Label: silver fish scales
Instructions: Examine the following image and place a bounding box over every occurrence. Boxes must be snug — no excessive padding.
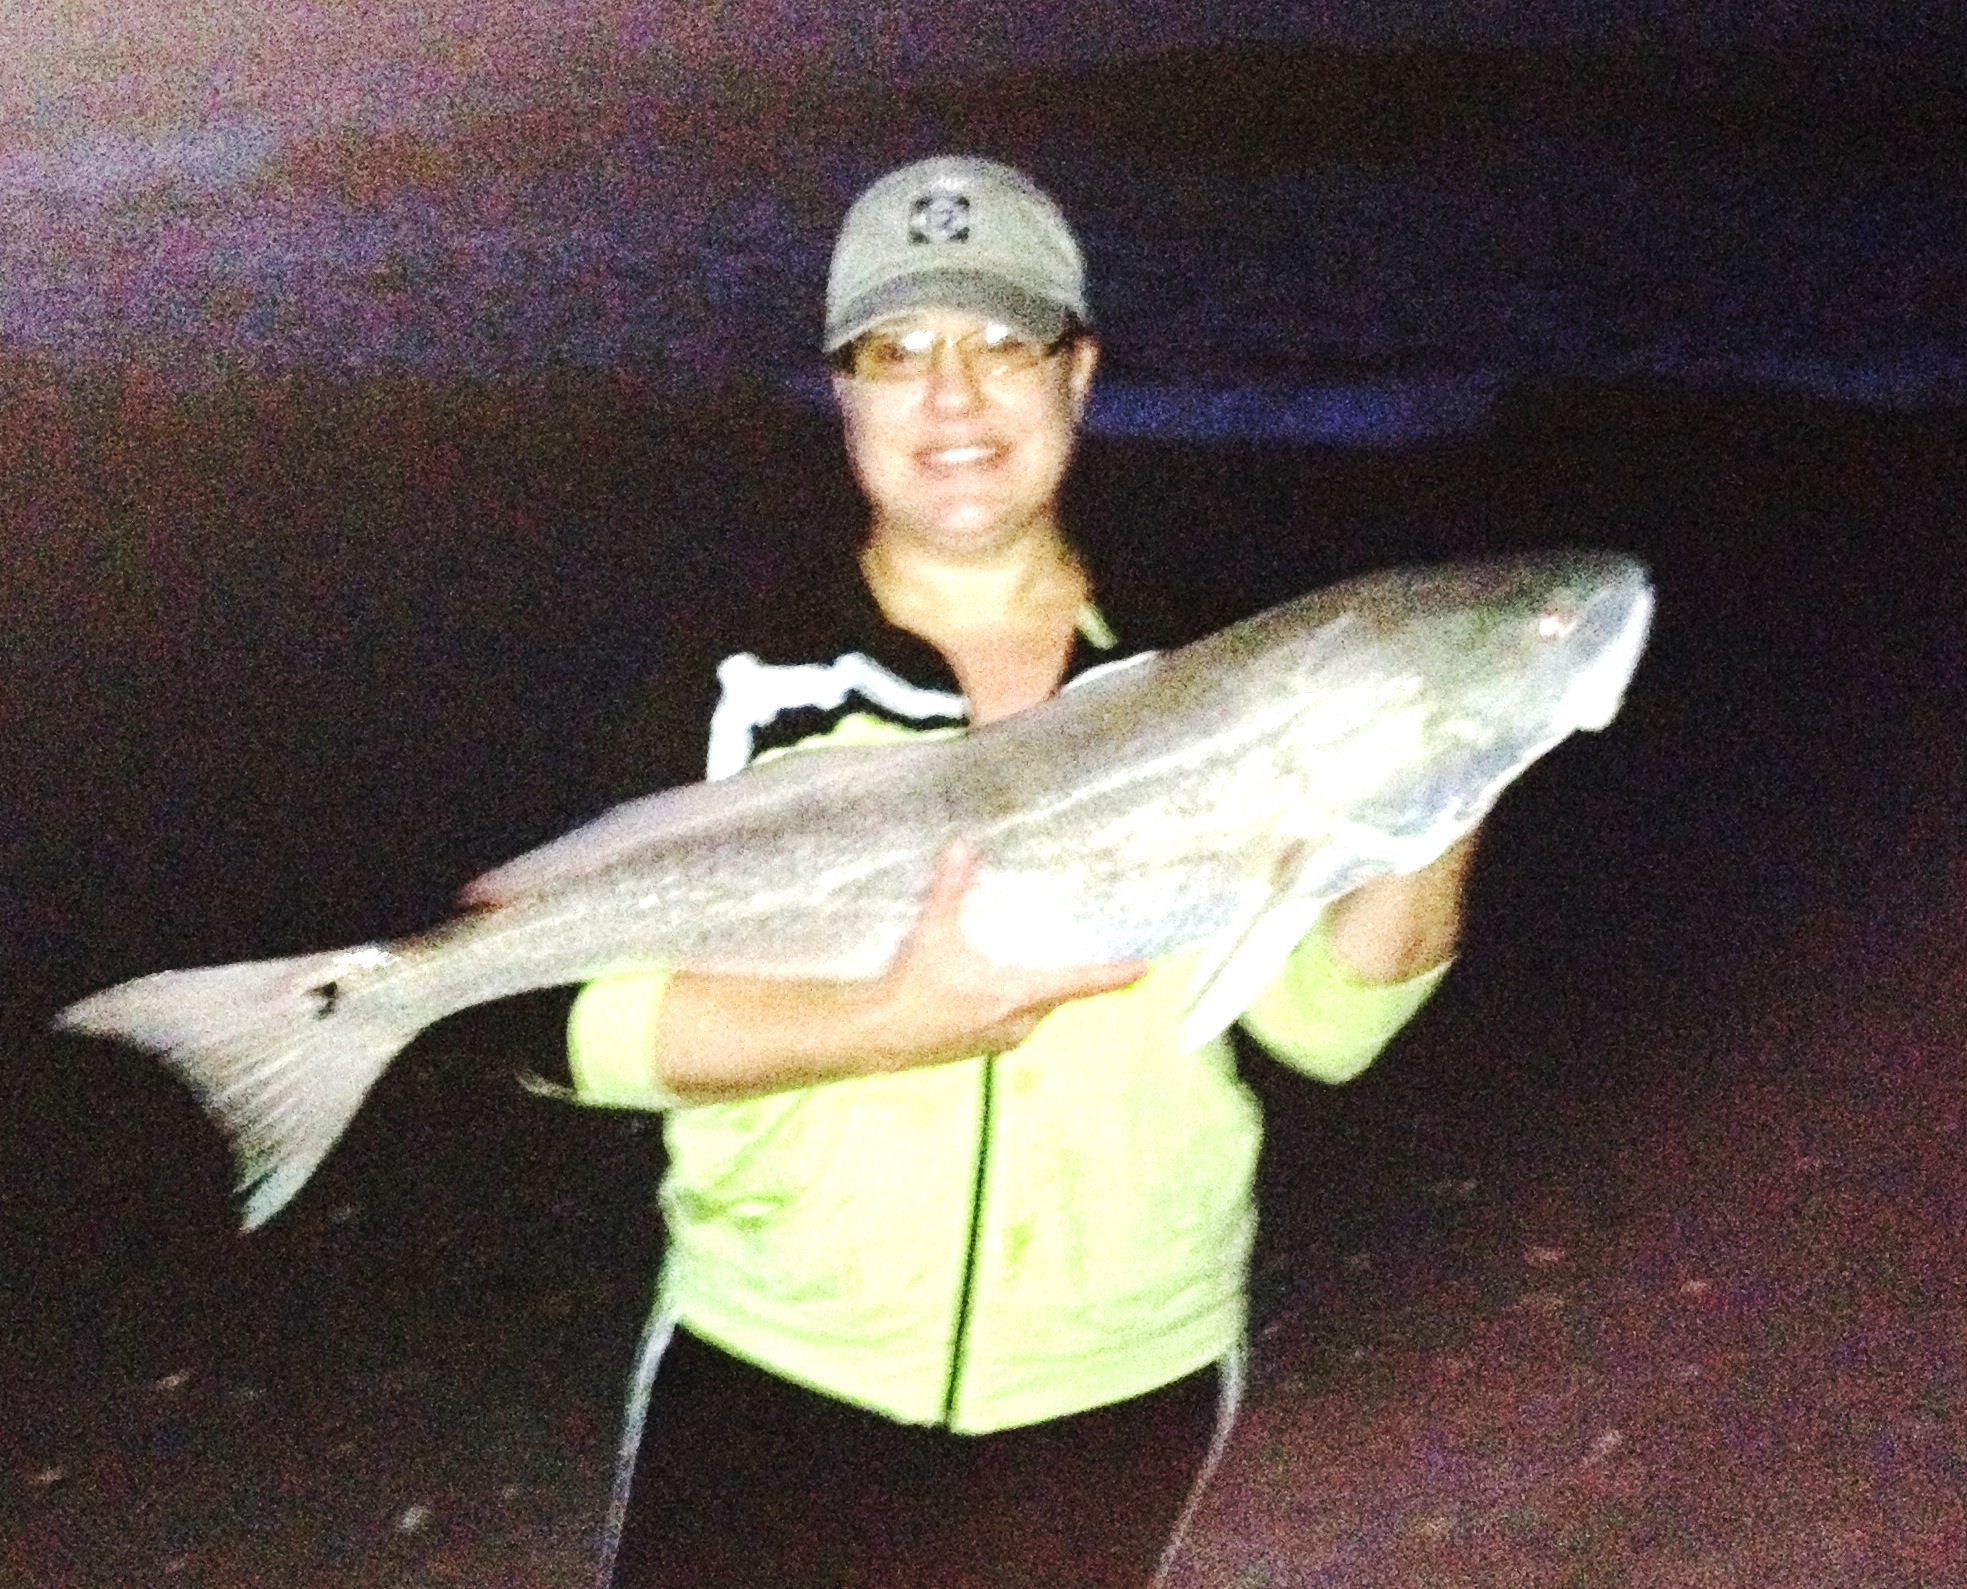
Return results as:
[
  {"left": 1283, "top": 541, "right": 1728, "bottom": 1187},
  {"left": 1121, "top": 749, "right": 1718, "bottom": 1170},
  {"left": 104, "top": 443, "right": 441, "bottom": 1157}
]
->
[{"left": 57, "top": 552, "right": 1654, "bottom": 1229}]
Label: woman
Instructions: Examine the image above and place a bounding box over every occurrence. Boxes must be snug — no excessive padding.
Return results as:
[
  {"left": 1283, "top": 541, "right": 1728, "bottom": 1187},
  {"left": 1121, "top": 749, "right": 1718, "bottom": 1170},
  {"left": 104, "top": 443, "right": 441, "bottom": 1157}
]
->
[{"left": 571, "top": 156, "right": 1474, "bottom": 1588}]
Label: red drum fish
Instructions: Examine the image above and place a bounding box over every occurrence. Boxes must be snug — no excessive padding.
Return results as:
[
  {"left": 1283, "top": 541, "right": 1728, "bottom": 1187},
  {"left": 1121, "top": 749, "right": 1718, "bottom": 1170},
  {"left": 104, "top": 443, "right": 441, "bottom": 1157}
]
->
[{"left": 58, "top": 552, "right": 1654, "bottom": 1229}]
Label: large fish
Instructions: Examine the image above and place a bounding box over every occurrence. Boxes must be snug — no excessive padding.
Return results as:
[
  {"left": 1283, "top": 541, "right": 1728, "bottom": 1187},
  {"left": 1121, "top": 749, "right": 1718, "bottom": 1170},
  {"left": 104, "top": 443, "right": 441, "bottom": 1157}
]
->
[{"left": 58, "top": 552, "right": 1653, "bottom": 1229}]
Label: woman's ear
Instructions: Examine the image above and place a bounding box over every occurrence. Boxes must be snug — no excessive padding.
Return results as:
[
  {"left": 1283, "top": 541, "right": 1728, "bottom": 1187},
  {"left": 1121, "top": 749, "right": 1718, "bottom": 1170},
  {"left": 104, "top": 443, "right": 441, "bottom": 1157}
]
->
[{"left": 1067, "top": 336, "right": 1099, "bottom": 418}]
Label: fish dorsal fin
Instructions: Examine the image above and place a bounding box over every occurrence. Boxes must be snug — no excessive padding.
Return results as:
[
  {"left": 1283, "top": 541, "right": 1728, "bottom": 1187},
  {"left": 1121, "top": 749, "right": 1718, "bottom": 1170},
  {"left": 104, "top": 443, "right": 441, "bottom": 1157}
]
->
[
  {"left": 1177, "top": 839, "right": 1334, "bottom": 1052},
  {"left": 461, "top": 739, "right": 954, "bottom": 908}
]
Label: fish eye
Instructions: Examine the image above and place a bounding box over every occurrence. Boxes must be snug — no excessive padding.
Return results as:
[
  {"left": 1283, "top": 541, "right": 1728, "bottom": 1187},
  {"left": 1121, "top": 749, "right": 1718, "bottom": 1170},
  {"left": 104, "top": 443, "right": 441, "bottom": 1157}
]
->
[{"left": 1537, "top": 607, "right": 1578, "bottom": 640}]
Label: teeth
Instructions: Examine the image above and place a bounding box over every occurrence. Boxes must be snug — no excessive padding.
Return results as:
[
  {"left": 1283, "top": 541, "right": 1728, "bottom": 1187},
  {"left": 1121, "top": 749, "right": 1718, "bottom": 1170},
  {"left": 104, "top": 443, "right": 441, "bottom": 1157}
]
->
[{"left": 929, "top": 446, "right": 994, "bottom": 465}]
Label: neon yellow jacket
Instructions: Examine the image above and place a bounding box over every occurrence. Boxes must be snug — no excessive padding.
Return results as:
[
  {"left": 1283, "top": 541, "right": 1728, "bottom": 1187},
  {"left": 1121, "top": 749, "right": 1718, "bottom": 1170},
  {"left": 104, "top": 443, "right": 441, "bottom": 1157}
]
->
[{"left": 569, "top": 857, "right": 1442, "bottom": 1438}]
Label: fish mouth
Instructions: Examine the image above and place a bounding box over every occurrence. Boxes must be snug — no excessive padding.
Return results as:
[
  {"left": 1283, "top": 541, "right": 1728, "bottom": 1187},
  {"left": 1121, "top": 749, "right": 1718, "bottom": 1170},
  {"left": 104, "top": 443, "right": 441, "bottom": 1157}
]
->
[{"left": 1556, "top": 574, "right": 1655, "bottom": 732}]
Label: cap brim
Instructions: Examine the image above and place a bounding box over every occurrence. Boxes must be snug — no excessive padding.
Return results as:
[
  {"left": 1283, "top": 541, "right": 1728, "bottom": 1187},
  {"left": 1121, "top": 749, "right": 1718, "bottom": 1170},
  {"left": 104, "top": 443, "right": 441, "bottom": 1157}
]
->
[{"left": 824, "top": 268, "right": 1079, "bottom": 352}]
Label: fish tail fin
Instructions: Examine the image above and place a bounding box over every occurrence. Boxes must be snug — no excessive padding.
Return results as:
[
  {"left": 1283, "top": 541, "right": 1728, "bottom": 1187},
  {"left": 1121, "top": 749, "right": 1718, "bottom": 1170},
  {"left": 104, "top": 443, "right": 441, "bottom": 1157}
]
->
[{"left": 55, "top": 947, "right": 421, "bottom": 1230}]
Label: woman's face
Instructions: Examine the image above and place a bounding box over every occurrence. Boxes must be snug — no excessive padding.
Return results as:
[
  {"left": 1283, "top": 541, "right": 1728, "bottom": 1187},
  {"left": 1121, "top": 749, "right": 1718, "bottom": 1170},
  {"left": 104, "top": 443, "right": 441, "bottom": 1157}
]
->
[{"left": 833, "top": 308, "right": 1097, "bottom": 560}]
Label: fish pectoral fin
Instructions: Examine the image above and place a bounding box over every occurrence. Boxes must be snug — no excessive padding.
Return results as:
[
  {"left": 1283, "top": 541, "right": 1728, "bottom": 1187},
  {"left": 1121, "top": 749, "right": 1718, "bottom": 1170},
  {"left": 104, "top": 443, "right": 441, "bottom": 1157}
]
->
[
  {"left": 1178, "top": 894, "right": 1332, "bottom": 1053},
  {"left": 1177, "top": 837, "right": 1335, "bottom": 1053},
  {"left": 515, "top": 1069, "right": 584, "bottom": 1105}
]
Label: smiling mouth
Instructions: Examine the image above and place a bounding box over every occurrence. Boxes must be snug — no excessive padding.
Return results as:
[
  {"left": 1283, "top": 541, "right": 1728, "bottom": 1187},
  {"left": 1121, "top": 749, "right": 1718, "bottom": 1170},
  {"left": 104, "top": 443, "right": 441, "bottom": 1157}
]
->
[{"left": 920, "top": 444, "right": 1003, "bottom": 469}]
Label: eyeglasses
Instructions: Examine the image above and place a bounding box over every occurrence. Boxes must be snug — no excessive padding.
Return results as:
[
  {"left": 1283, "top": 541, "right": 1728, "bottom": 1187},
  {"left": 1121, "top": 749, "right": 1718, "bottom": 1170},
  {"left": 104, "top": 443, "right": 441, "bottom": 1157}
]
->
[{"left": 843, "top": 321, "right": 1069, "bottom": 385}]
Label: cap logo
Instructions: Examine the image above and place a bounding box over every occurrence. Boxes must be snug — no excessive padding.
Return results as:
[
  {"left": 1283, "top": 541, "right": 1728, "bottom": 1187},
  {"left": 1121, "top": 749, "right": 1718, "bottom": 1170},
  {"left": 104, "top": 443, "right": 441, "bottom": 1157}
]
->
[{"left": 908, "top": 191, "right": 970, "bottom": 244}]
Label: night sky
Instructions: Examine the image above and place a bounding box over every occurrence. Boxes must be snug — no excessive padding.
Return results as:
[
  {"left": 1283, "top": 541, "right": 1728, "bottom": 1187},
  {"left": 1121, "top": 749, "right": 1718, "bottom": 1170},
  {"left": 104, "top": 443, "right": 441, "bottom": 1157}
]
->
[
  {"left": 7, "top": 2, "right": 1963, "bottom": 401},
  {"left": 5, "top": 3, "right": 1959, "bottom": 267}
]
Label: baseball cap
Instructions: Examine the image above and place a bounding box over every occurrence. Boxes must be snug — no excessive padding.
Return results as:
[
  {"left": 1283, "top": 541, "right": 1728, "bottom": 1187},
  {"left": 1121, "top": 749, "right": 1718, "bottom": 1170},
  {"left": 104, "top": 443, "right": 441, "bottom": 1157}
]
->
[{"left": 823, "top": 157, "right": 1089, "bottom": 353}]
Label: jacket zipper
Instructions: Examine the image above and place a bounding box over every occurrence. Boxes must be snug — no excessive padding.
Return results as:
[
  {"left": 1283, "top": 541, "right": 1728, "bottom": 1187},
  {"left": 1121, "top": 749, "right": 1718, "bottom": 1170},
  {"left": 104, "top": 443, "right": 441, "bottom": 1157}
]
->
[{"left": 940, "top": 1053, "right": 997, "bottom": 1426}]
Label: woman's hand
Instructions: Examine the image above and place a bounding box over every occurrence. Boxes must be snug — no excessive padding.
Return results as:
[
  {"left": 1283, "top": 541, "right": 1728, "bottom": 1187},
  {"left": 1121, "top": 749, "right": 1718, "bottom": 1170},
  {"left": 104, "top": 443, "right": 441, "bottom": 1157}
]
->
[
  {"left": 855, "top": 840, "right": 1148, "bottom": 1066},
  {"left": 650, "top": 840, "right": 1146, "bottom": 1103}
]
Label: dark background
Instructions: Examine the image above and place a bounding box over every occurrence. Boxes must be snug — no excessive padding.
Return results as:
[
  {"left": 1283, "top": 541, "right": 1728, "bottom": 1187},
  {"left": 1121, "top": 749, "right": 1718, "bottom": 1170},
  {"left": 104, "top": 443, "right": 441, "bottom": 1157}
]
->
[{"left": 3, "top": 19, "right": 1964, "bottom": 1588}]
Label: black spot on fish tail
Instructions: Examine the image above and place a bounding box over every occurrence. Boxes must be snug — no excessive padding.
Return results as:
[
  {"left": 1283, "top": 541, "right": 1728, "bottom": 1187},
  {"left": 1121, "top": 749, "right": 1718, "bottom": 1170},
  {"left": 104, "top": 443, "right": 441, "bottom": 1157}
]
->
[
  {"left": 1269, "top": 838, "right": 1309, "bottom": 888},
  {"left": 310, "top": 982, "right": 340, "bottom": 1018}
]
